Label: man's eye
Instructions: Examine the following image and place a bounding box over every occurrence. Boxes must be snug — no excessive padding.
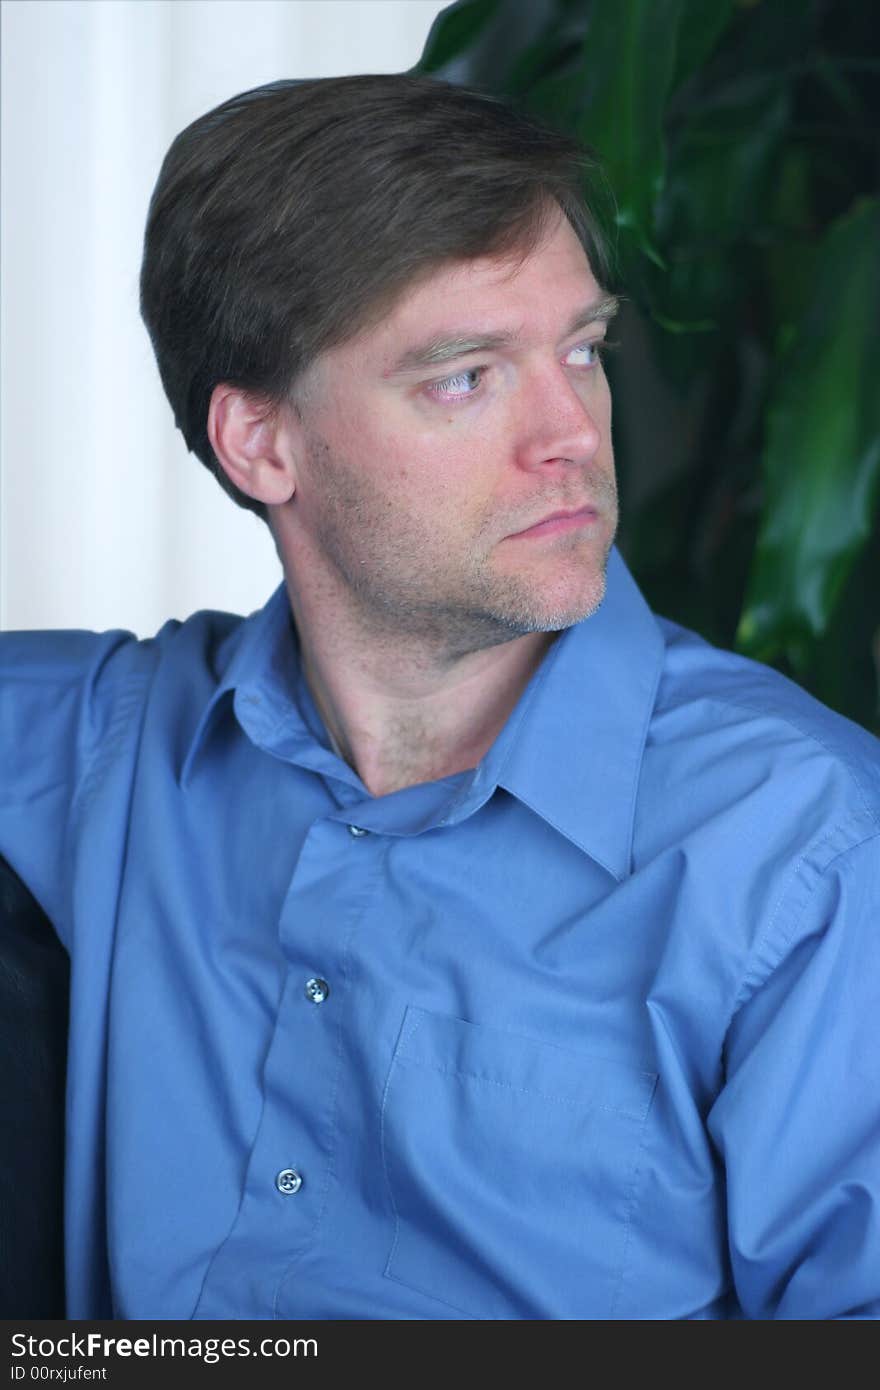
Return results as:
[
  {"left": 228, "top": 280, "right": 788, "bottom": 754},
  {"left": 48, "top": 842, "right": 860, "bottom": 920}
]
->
[
  {"left": 426, "top": 367, "right": 484, "bottom": 402},
  {"left": 565, "top": 342, "right": 602, "bottom": 367}
]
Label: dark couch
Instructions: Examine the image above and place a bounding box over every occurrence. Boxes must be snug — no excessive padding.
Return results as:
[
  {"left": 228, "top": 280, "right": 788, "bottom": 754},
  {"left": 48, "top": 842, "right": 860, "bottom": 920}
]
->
[{"left": 0, "top": 855, "right": 68, "bottom": 1317}]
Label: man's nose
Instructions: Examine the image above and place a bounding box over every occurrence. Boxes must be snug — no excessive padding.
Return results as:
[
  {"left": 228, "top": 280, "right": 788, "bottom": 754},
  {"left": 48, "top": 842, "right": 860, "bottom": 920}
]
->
[{"left": 514, "top": 366, "right": 603, "bottom": 472}]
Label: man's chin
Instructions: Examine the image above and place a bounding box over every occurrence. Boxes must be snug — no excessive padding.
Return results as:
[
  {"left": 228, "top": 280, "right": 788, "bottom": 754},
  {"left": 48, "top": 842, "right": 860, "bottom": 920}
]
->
[{"left": 487, "top": 565, "right": 611, "bottom": 637}]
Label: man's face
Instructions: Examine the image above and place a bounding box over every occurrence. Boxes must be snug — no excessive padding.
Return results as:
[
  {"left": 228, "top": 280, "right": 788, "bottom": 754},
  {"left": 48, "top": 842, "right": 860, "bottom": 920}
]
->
[{"left": 283, "top": 213, "right": 619, "bottom": 654}]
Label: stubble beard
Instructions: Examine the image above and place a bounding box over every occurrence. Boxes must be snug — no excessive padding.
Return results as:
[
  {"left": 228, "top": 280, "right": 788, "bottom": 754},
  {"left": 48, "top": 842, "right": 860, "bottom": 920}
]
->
[{"left": 301, "top": 432, "right": 619, "bottom": 659}]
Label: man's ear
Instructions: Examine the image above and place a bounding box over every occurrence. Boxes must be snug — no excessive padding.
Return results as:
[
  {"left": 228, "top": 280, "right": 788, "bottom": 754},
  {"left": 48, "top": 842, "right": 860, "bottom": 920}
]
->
[{"left": 207, "top": 385, "right": 301, "bottom": 506}]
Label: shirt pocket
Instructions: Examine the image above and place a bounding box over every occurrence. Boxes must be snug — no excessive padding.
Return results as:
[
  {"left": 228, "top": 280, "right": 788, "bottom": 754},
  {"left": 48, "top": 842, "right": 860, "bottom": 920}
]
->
[{"left": 381, "top": 1006, "right": 657, "bottom": 1319}]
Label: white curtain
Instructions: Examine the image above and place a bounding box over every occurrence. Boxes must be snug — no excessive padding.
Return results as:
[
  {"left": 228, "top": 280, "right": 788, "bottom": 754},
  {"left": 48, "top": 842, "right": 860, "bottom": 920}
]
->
[{"left": 0, "top": 0, "right": 448, "bottom": 634}]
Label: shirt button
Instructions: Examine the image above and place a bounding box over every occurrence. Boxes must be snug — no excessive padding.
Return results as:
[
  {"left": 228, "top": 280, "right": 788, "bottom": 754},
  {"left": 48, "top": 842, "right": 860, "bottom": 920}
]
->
[
  {"left": 304, "top": 977, "right": 329, "bottom": 1004},
  {"left": 275, "top": 1168, "right": 303, "bottom": 1196},
  {"left": 348, "top": 824, "right": 368, "bottom": 837}
]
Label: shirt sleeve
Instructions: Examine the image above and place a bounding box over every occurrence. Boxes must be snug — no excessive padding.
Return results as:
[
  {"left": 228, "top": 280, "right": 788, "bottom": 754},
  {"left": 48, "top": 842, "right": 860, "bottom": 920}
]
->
[
  {"left": 708, "top": 824, "right": 880, "bottom": 1319},
  {"left": 0, "top": 629, "right": 143, "bottom": 941}
]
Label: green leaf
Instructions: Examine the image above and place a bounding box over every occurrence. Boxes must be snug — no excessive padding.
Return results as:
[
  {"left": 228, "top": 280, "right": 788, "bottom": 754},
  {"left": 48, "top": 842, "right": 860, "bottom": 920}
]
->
[
  {"left": 523, "top": 69, "right": 589, "bottom": 132},
  {"left": 574, "top": 0, "right": 685, "bottom": 264},
  {"left": 659, "top": 77, "right": 791, "bottom": 247},
  {"left": 737, "top": 198, "right": 880, "bottom": 669},
  {"left": 671, "top": 0, "right": 734, "bottom": 92},
  {"left": 413, "top": 0, "right": 502, "bottom": 74},
  {"left": 413, "top": 0, "right": 559, "bottom": 90},
  {"left": 799, "top": 520, "right": 880, "bottom": 734},
  {"left": 648, "top": 75, "right": 791, "bottom": 334},
  {"left": 505, "top": 8, "right": 590, "bottom": 99}
]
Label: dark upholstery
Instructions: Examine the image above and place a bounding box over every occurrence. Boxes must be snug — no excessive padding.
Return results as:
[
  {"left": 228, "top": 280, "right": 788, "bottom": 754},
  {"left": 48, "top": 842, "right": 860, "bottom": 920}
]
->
[{"left": 0, "top": 856, "right": 68, "bottom": 1317}]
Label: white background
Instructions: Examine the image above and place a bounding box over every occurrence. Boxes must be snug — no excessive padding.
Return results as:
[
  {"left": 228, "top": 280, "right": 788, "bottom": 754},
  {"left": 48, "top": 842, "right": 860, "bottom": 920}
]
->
[{"left": 0, "top": 0, "right": 448, "bottom": 634}]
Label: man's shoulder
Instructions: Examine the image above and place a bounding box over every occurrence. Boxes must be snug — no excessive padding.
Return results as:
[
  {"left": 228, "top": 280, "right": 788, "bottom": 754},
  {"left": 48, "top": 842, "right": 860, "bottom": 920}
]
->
[
  {"left": 0, "top": 606, "right": 249, "bottom": 693},
  {"left": 650, "top": 614, "right": 880, "bottom": 832},
  {"left": 0, "top": 606, "right": 256, "bottom": 773},
  {"left": 0, "top": 605, "right": 261, "bottom": 933}
]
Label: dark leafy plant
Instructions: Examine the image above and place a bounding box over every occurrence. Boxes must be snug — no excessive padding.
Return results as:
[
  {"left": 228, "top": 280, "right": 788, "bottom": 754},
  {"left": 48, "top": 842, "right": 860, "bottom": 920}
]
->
[{"left": 415, "top": 0, "right": 880, "bottom": 733}]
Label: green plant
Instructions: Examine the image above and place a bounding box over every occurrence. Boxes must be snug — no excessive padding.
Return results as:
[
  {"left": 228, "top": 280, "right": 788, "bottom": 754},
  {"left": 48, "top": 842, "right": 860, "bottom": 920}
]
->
[{"left": 415, "top": 0, "right": 880, "bottom": 732}]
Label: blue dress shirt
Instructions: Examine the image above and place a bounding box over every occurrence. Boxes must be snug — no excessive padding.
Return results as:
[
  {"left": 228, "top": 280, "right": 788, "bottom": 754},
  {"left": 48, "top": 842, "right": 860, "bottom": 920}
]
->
[{"left": 1, "top": 547, "right": 878, "bottom": 1320}]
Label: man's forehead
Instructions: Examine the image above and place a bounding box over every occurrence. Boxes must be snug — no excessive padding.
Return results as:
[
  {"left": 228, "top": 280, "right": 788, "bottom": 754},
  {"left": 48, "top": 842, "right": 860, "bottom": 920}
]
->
[
  {"left": 306, "top": 218, "right": 611, "bottom": 389},
  {"left": 390, "top": 225, "right": 596, "bottom": 321}
]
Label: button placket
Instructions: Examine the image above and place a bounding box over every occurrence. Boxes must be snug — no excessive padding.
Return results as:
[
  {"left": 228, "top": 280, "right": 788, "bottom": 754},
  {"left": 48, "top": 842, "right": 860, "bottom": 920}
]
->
[{"left": 197, "top": 815, "right": 389, "bottom": 1316}]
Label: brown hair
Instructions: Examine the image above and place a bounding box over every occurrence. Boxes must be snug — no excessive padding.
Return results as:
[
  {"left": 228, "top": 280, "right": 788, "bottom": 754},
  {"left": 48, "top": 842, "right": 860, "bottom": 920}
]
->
[{"left": 140, "top": 74, "right": 610, "bottom": 518}]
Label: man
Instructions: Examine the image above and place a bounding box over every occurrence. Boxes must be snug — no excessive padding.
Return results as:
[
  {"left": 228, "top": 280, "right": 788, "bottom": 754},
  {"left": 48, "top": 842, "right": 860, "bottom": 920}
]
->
[{"left": 1, "top": 74, "right": 878, "bottom": 1320}]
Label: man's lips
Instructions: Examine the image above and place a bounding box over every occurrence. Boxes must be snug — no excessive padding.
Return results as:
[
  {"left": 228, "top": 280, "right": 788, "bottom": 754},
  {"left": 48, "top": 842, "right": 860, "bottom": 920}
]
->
[{"left": 505, "top": 505, "right": 600, "bottom": 540}]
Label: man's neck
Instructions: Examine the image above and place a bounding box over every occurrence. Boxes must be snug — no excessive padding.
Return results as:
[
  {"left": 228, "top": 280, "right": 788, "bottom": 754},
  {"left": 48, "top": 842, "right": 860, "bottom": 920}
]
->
[{"left": 285, "top": 580, "right": 555, "bottom": 798}]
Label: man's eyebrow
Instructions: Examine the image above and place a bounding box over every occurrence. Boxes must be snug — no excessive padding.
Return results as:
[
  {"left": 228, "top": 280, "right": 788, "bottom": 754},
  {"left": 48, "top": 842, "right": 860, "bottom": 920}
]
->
[
  {"left": 386, "top": 295, "right": 620, "bottom": 375},
  {"left": 561, "top": 295, "right": 620, "bottom": 338}
]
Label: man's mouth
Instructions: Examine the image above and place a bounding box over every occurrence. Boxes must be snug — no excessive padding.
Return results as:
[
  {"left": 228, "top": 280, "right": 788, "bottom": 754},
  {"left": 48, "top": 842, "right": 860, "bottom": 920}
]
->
[{"left": 505, "top": 505, "right": 600, "bottom": 540}]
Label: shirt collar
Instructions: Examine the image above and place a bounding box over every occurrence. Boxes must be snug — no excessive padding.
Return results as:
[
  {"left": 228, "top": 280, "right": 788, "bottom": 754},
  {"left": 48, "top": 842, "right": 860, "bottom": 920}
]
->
[
  {"left": 489, "top": 546, "right": 665, "bottom": 880},
  {"left": 179, "top": 583, "right": 300, "bottom": 787},
  {"left": 180, "top": 547, "right": 665, "bottom": 879}
]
